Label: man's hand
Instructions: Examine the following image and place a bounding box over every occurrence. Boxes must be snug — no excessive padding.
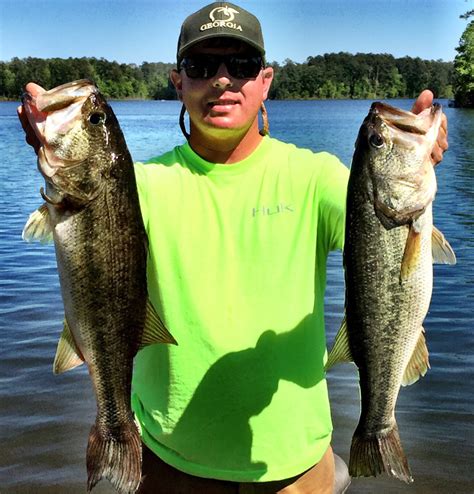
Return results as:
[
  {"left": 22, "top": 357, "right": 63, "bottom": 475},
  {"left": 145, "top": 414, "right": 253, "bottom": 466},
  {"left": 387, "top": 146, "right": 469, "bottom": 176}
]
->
[
  {"left": 17, "top": 82, "right": 46, "bottom": 154},
  {"left": 411, "top": 89, "right": 448, "bottom": 165}
]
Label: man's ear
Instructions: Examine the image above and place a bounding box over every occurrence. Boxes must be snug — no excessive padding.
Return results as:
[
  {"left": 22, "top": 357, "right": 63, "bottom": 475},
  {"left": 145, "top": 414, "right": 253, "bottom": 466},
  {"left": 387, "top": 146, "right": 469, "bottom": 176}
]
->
[
  {"left": 170, "top": 69, "right": 183, "bottom": 101},
  {"left": 262, "top": 66, "right": 274, "bottom": 101}
]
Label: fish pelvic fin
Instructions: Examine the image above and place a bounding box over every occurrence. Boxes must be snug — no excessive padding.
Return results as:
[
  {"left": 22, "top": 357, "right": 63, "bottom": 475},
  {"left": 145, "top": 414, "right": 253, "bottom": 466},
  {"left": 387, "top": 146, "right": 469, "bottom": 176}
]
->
[
  {"left": 87, "top": 422, "right": 142, "bottom": 494},
  {"left": 22, "top": 203, "right": 53, "bottom": 244},
  {"left": 349, "top": 423, "right": 413, "bottom": 483},
  {"left": 139, "top": 299, "right": 178, "bottom": 349},
  {"left": 432, "top": 226, "right": 456, "bottom": 265},
  {"left": 53, "top": 319, "right": 84, "bottom": 374},
  {"left": 325, "top": 316, "right": 353, "bottom": 370},
  {"left": 402, "top": 327, "right": 430, "bottom": 386}
]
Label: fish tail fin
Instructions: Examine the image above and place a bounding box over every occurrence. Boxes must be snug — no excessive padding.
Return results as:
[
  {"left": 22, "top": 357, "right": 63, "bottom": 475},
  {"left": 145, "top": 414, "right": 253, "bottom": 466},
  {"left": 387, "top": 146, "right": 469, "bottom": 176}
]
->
[
  {"left": 349, "top": 424, "right": 413, "bottom": 483},
  {"left": 86, "top": 422, "right": 142, "bottom": 494}
]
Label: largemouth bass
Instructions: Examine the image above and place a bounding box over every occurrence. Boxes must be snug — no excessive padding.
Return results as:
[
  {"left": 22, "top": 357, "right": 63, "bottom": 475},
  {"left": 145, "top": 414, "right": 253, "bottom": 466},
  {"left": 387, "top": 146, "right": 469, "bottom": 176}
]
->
[
  {"left": 22, "top": 80, "right": 176, "bottom": 493},
  {"left": 326, "top": 102, "right": 456, "bottom": 482}
]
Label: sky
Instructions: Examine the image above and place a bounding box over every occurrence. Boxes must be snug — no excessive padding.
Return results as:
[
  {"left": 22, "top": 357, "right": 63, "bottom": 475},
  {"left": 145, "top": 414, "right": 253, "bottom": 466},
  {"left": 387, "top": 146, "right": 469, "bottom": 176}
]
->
[{"left": 0, "top": 0, "right": 471, "bottom": 65}]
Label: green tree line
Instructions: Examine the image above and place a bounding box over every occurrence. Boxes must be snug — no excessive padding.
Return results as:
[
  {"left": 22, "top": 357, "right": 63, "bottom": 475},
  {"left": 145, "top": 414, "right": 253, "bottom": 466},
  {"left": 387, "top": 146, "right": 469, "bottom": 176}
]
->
[
  {"left": 0, "top": 54, "right": 453, "bottom": 101},
  {"left": 453, "top": 9, "right": 474, "bottom": 107},
  {"left": 0, "top": 57, "right": 176, "bottom": 100},
  {"left": 269, "top": 53, "right": 453, "bottom": 99}
]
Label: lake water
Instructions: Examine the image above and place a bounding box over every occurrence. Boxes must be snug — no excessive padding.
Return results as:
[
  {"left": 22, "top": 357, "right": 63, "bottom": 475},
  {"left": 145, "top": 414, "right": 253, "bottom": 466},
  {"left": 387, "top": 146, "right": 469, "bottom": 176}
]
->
[{"left": 0, "top": 99, "right": 472, "bottom": 493}]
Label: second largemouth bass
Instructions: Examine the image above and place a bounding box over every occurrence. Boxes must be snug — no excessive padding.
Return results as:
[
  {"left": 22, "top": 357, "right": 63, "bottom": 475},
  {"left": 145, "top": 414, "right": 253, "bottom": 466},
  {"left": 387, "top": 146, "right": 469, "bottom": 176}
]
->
[{"left": 326, "top": 102, "right": 456, "bottom": 483}]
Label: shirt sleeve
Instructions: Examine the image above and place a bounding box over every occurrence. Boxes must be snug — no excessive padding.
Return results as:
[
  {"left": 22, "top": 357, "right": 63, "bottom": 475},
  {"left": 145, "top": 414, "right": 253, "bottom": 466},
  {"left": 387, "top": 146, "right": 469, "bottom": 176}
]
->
[{"left": 315, "top": 152, "right": 349, "bottom": 253}]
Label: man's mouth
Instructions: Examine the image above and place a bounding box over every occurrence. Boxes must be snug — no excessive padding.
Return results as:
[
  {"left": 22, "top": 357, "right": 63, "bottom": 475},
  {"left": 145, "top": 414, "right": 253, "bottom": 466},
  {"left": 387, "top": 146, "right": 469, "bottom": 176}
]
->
[{"left": 208, "top": 99, "right": 239, "bottom": 108}]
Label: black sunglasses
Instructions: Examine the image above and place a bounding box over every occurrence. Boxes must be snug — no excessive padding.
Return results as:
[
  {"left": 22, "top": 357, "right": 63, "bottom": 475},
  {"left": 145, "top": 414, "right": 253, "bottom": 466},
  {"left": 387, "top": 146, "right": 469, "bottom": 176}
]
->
[{"left": 179, "top": 55, "right": 264, "bottom": 80}]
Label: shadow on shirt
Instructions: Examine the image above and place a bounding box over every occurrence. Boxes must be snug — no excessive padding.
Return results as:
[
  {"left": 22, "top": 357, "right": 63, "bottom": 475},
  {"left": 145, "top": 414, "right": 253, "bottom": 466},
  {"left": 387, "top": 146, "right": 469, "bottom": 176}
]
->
[{"left": 160, "top": 313, "right": 327, "bottom": 478}]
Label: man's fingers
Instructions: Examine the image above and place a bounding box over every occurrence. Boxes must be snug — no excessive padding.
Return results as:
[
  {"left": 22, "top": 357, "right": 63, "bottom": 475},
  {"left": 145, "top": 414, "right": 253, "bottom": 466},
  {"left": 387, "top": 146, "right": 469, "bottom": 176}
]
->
[
  {"left": 431, "top": 114, "right": 448, "bottom": 165},
  {"left": 24, "top": 82, "right": 46, "bottom": 98},
  {"left": 411, "top": 89, "right": 434, "bottom": 114},
  {"left": 17, "top": 98, "right": 42, "bottom": 153},
  {"left": 411, "top": 92, "right": 448, "bottom": 165},
  {"left": 438, "top": 115, "right": 448, "bottom": 151},
  {"left": 431, "top": 144, "right": 444, "bottom": 165}
]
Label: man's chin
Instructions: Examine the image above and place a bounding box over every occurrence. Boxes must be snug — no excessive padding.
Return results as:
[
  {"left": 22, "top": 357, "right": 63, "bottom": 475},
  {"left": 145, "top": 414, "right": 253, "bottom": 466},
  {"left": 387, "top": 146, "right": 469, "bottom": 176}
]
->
[{"left": 204, "top": 116, "right": 245, "bottom": 132}]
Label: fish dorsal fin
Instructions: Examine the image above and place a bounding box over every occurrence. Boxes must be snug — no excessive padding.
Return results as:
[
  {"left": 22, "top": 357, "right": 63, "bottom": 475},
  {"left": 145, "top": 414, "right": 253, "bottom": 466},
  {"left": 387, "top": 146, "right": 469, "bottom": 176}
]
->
[
  {"left": 22, "top": 203, "right": 53, "bottom": 244},
  {"left": 140, "top": 299, "right": 178, "bottom": 349},
  {"left": 401, "top": 328, "right": 430, "bottom": 386},
  {"left": 432, "top": 226, "right": 456, "bottom": 265},
  {"left": 53, "top": 319, "right": 84, "bottom": 374},
  {"left": 325, "top": 316, "right": 353, "bottom": 370},
  {"left": 400, "top": 224, "right": 422, "bottom": 283}
]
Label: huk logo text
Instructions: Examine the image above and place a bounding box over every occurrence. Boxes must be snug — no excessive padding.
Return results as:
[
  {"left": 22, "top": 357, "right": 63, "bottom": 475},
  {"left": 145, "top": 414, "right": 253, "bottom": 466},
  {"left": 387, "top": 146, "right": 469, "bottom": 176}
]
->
[{"left": 252, "top": 204, "right": 294, "bottom": 217}]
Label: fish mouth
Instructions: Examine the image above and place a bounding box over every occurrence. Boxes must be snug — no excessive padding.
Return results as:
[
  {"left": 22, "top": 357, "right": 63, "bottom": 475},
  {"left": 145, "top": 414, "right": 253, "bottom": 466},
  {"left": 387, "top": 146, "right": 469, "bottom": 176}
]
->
[
  {"left": 22, "top": 79, "right": 98, "bottom": 178},
  {"left": 23, "top": 79, "right": 97, "bottom": 113},
  {"left": 370, "top": 102, "right": 443, "bottom": 150},
  {"left": 22, "top": 79, "right": 97, "bottom": 143}
]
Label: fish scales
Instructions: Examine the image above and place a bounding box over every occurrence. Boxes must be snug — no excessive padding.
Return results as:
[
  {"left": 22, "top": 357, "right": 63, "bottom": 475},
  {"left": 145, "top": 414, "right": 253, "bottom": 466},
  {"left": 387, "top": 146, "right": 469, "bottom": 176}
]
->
[{"left": 345, "top": 177, "right": 433, "bottom": 453}]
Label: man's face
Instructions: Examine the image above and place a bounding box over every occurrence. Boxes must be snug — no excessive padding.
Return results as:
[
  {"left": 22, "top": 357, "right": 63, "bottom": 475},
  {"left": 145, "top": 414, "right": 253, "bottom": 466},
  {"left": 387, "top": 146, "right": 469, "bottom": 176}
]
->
[{"left": 171, "top": 40, "right": 273, "bottom": 139}]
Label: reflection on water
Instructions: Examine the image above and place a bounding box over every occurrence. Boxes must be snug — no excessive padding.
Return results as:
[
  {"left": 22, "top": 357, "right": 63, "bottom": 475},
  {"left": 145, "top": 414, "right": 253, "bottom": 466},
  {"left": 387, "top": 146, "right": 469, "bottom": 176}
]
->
[{"left": 0, "top": 100, "right": 472, "bottom": 493}]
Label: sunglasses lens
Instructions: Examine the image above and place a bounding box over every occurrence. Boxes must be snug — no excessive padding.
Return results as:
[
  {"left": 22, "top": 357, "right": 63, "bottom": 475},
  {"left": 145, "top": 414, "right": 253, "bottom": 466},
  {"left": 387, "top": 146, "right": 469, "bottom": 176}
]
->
[
  {"left": 181, "top": 58, "right": 219, "bottom": 78},
  {"left": 228, "top": 57, "right": 262, "bottom": 78},
  {"left": 181, "top": 56, "right": 262, "bottom": 79}
]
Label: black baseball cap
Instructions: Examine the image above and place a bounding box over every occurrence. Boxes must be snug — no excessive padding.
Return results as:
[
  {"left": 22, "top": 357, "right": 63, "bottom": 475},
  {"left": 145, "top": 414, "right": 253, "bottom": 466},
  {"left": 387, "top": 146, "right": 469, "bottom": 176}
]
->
[{"left": 177, "top": 2, "right": 265, "bottom": 63}]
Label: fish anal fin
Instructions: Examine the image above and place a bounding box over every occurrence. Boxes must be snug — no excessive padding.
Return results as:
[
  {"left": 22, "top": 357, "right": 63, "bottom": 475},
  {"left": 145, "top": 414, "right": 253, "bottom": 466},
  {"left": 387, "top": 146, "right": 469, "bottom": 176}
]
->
[
  {"left": 22, "top": 203, "right": 54, "bottom": 244},
  {"left": 400, "top": 224, "right": 421, "bottom": 283},
  {"left": 432, "top": 226, "right": 456, "bottom": 265},
  {"left": 402, "top": 328, "right": 430, "bottom": 386},
  {"left": 140, "top": 299, "right": 177, "bottom": 349},
  {"left": 325, "top": 316, "right": 353, "bottom": 370},
  {"left": 53, "top": 319, "right": 84, "bottom": 374}
]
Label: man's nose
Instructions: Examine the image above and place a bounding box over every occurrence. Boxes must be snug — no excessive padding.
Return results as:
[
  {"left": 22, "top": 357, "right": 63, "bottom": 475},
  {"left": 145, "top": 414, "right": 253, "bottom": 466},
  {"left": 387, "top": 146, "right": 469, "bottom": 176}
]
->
[{"left": 212, "top": 63, "right": 233, "bottom": 89}]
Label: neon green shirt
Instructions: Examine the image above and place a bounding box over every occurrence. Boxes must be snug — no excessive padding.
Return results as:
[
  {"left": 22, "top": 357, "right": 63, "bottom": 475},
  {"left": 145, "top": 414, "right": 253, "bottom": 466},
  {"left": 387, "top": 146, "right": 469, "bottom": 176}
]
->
[{"left": 131, "top": 136, "right": 348, "bottom": 482}]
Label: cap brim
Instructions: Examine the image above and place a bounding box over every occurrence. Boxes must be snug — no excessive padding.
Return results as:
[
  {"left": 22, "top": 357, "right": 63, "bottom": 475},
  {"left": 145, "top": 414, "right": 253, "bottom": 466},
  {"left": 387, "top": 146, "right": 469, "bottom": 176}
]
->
[{"left": 178, "top": 32, "right": 265, "bottom": 60}]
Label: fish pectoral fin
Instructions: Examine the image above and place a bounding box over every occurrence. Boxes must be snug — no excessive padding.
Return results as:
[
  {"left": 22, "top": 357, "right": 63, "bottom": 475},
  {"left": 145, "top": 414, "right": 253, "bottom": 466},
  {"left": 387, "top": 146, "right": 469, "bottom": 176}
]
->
[
  {"left": 22, "top": 203, "right": 54, "bottom": 244},
  {"left": 140, "top": 299, "right": 178, "bottom": 349},
  {"left": 53, "top": 319, "right": 84, "bottom": 374},
  {"left": 400, "top": 224, "right": 422, "bottom": 283},
  {"left": 401, "top": 328, "right": 430, "bottom": 386},
  {"left": 432, "top": 226, "right": 456, "bottom": 265},
  {"left": 325, "top": 316, "right": 353, "bottom": 370}
]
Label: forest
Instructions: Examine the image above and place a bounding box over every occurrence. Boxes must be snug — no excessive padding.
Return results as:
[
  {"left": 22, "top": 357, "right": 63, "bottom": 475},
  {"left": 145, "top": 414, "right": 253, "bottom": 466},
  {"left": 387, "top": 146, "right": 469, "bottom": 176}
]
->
[
  {"left": 453, "top": 9, "right": 474, "bottom": 107},
  {"left": 0, "top": 53, "right": 454, "bottom": 101}
]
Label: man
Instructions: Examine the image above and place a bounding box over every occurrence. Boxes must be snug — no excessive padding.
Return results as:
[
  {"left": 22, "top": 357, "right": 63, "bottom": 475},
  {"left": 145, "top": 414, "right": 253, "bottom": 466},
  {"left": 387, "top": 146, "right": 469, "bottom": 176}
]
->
[{"left": 18, "top": 3, "right": 448, "bottom": 493}]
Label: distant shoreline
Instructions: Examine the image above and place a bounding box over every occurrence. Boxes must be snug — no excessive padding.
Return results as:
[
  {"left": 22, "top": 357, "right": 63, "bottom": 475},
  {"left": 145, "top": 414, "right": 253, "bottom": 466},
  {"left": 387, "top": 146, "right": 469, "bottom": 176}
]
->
[
  {"left": 0, "top": 55, "right": 454, "bottom": 101},
  {"left": 1, "top": 96, "right": 450, "bottom": 104}
]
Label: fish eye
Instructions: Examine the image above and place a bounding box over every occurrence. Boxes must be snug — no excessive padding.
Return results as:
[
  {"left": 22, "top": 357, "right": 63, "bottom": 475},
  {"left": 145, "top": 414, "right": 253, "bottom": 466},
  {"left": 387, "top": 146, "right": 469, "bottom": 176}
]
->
[
  {"left": 89, "top": 112, "right": 105, "bottom": 125},
  {"left": 369, "top": 132, "right": 384, "bottom": 149}
]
